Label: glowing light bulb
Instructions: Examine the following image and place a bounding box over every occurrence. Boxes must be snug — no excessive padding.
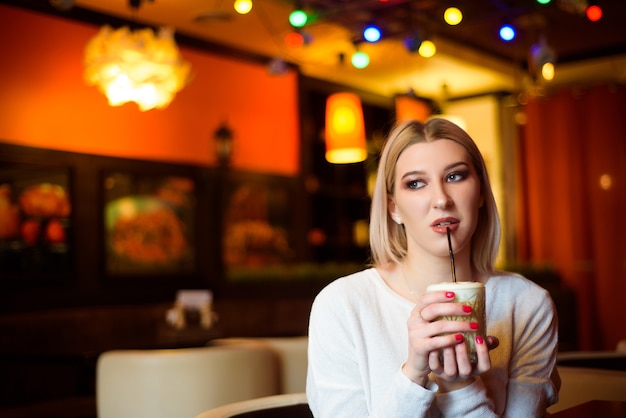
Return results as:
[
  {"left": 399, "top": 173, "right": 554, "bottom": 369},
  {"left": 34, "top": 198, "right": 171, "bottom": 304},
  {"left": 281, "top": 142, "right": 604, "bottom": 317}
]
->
[
  {"left": 499, "top": 24, "right": 516, "bottom": 41},
  {"left": 586, "top": 5, "right": 602, "bottom": 21},
  {"left": 285, "top": 32, "right": 304, "bottom": 48},
  {"left": 233, "top": 0, "right": 252, "bottom": 14},
  {"left": 418, "top": 40, "right": 436, "bottom": 58},
  {"left": 363, "top": 24, "right": 381, "bottom": 42},
  {"left": 444, "top": 7, "right": 463, "bottom": 25},
  {"left": 351, "top": 51, "right": 370, "bottom": 69},
  {"left": 541, "top": 62, "right": 554, "bottom": 81},
  {"left": 289, "top": 10, "right": 308, "bottom": 28}
]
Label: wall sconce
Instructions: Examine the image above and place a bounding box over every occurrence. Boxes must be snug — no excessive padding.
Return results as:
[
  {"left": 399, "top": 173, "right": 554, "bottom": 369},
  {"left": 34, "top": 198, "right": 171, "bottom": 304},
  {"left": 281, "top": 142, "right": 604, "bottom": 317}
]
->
[
  {"left": 214, "top": 122, "right": 234, "bottom": 167},
  {"left": 325, "top": 92, "right": 367, "bottom": 164},
  {"left": 84, "top": 25, "right": 191, "bottom": 111}
]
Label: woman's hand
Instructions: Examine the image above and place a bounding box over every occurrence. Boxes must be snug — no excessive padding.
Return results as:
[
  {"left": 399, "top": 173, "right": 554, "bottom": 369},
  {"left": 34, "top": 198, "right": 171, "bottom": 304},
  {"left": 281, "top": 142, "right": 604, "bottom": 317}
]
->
[{"left": 402, "top": 290, "right": 496, "bottom": 390}]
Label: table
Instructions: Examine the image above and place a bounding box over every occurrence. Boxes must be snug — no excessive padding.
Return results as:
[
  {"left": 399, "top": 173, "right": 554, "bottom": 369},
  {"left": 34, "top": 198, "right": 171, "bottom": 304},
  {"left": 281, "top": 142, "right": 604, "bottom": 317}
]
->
[{"left": 549, "top": 400, "right": 626, "bottom": 417}]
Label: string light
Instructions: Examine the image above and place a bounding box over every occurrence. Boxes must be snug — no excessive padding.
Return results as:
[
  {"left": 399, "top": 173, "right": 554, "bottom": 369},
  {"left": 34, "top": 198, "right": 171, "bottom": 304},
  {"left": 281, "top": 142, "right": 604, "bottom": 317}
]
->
[
  {"left": 418, "top": 40, "right": 436, "bottom": 58},
  {"left": 499, "top": 23, "right": 516, "bottom": 41},
  {"left": 285, "top": 31, "right": 304, "bottom": 48},
  {"left": 351, "top": 51, "right": 370, "bottom": 69},
  {"left": 444, "top": 7, "right": 463, "bottom": 25},
  {"left": 289, "top": 9, "right": 308, "bottom": 28},
  {"left": 233, "top": 0, "right": 252, "bottom": 15},
  {"left": 586, "top": 5, "right": 602, "bottom": 21},
  {"left": 541, "top": 62, "right": 555, "bottom": 81},
  {"left": 363, "top": 24, "right": 382, "bottom": 42}
]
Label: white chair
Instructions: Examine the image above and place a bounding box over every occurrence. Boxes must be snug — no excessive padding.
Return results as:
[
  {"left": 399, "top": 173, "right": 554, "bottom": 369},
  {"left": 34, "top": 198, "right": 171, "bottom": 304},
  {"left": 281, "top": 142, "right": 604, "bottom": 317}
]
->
[
  {"left": 96, "top": 345, "right": 280, "bottom": 418},
  {"left": 547, "top": 366, "right": 626, "bottom": 413},
  {"left": 211, "top": 337, "right": 308, "bottom": 394},
  {"left": 195, "top": 392, "right": 310, "bottom": 418}
]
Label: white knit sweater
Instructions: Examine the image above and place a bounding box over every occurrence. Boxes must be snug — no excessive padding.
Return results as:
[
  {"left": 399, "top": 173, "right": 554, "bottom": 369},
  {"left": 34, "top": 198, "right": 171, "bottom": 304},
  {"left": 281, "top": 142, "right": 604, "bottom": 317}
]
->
[{"left": 306, "top": 268, "right": 560, "bottom": 417}]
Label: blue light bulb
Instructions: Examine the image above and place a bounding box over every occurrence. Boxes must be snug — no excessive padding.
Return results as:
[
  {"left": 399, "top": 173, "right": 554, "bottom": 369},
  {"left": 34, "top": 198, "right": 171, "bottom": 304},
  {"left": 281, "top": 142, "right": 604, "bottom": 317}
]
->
[
  {"left": 363, "top": 25, "right": 381, "bottom": 43},
  {"left": 499, "top": 24, "right": 516, "bottom": 42}
]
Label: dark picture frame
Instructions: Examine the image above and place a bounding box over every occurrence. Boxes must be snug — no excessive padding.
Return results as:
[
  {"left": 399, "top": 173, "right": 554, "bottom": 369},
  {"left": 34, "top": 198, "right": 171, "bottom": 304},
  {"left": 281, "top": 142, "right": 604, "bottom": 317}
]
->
[
  {"left": 220, "top": 171, "right": 301, "bottom": 283},
  {"left": 0, "top": 162, "right": 73, "bottom": 281},
  {"left": 102, "top": 170, "right": 198, "bottom": 277}
]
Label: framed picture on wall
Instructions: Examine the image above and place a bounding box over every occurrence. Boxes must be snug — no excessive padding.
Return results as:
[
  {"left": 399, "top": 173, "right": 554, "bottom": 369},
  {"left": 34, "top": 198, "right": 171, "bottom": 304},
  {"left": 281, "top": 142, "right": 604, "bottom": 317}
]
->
[
  {"left": 0, "top": 163, "right": 72, "bottom": 281},
  {"left": 102, "top": 170, "right": 197, "bottom": 277},
  {"left": 221, "top": 171, "right": 299, "bottom": 283}
]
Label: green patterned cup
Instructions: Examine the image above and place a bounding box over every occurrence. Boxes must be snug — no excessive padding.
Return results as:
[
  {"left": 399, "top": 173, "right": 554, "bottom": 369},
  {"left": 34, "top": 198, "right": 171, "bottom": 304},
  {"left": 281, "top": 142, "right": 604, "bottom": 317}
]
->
[{"left": 426, "top": 281, "right": 486, "bottom": 363}]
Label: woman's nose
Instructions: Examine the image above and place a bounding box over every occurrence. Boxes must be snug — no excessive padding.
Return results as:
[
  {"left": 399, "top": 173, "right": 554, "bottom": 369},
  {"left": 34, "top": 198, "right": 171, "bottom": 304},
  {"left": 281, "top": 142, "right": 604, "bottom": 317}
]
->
[{"left": 433, "top": 184, "right": 452, "bottom": 209}]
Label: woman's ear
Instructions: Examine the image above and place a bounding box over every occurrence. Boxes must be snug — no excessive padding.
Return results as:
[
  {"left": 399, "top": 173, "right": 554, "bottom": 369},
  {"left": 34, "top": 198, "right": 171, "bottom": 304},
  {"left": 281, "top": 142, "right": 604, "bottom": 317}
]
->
[{"left": 388, "top": 197, "right": 402, "bottom": 224}]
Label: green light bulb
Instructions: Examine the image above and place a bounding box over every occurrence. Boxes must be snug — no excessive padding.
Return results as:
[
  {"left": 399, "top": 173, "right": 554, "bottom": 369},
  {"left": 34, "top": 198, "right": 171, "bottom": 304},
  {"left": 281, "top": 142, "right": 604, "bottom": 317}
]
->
[{"left": 289, "top": 10, "right": 308, "bottom": 28}]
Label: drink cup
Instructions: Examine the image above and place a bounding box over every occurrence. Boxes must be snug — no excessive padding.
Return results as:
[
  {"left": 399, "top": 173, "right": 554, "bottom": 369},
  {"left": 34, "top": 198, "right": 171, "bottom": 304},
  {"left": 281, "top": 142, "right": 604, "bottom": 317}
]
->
[{"left": 425, "top": 281, "right": 486, "bottom": 363}]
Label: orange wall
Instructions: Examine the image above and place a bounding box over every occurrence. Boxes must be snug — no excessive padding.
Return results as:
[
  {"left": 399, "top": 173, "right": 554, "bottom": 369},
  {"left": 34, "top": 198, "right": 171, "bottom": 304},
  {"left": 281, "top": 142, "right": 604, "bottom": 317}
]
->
[{"left": 0, "top": 4, "right": 300, "bottom": 175}]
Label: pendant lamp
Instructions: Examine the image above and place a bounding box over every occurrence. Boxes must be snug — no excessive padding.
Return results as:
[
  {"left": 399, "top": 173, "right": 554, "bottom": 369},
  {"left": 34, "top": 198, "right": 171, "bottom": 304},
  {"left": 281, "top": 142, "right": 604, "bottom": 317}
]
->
[
  {"left": 395, "top": 94, "right": 431, "bottom": 123},
  {"left": 84, "top": 25, "right": 191, "bottom": 111},
  {"left": 325, "top": 92, "right": 367, "bottom": 164}
]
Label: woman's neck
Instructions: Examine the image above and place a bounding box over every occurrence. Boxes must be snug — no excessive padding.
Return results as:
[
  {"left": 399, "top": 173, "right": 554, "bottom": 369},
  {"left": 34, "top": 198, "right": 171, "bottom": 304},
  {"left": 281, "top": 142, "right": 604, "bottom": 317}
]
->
[{"left": 401, "top": 249, "right": 474, "bottom": 295}]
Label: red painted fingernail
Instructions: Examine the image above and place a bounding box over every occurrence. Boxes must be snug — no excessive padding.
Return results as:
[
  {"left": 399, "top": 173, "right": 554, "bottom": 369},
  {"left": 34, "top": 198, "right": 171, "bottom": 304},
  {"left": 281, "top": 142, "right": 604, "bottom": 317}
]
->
[
  {"left": 470, "top": 322, "right": 479, "bottom": 330},
  {"left": 455, "top": 334, "right": 464, "bottom": 342},
  {"left": 462, "top": 305, "right": 472, "bottom": 313},
  {"left": 445, "top": 292, "right": 455, "bottom": 298},
  {"left": 475, "top": 336, "right": 484, "bottom": 344}
]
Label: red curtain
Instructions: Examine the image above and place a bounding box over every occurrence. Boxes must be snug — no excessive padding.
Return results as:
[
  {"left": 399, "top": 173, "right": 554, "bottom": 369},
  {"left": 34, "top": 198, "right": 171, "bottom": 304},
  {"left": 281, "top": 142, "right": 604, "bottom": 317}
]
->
[{"left": 517, "top": 83, "right": 626, "bottom": 350}]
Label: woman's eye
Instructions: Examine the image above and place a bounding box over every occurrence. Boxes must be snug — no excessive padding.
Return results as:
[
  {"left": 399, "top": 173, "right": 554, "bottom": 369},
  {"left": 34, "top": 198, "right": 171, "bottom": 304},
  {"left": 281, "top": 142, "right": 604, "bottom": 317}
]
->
[
  {"left": 446, "top": 171, "right": 467, "bottom": 182},
  {"left": 406, "top": 179, "right": 425, "bottom": 189}
]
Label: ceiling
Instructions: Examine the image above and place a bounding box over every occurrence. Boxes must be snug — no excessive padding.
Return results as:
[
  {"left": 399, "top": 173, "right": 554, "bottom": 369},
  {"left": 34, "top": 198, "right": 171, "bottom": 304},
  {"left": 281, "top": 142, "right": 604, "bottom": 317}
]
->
[{"left": 13, "top": 0, "right": 626, "bottom": 101}]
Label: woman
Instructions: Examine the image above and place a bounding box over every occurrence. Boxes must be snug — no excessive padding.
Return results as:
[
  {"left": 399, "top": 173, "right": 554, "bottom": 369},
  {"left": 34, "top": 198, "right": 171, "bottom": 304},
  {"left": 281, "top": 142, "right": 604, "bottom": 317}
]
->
[{"left": 306, "top": 119, "right": 560, "bottom": 417}]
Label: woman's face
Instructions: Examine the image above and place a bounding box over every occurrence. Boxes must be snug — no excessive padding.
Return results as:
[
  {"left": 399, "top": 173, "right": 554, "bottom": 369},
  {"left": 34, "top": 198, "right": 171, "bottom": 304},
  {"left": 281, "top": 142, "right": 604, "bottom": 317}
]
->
[{"left": 389, "top": 139, "right": 483, "bottom": 259}]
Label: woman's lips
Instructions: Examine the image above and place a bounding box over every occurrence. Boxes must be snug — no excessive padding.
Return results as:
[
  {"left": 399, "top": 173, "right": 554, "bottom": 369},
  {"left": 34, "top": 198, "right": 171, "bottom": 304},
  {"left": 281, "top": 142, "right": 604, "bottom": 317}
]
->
[{"left": 431, "top": 218, "right": 459, "bottom": 233}]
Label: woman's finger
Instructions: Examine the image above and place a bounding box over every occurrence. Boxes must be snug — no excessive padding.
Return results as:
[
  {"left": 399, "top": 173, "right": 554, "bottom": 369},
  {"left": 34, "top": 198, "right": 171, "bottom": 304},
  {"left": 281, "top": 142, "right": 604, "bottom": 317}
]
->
[{"left": 473, "top": 335, "right": 492, "bottom": 374}]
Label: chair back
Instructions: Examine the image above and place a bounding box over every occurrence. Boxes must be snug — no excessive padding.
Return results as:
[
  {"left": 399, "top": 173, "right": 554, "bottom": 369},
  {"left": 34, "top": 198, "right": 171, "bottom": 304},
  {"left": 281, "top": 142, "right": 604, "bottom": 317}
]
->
[
  {"left": 211, "top": 337, "right": 308, "bottom": 393},
  {"left": 195, "top": 392, "right": 311, "bottom": 418},
  {"left": 548, "top": 365, "right": 626, "bottom": 413},
  {"left": 97, "top": 345, "right": 280, "bottom": 418}
]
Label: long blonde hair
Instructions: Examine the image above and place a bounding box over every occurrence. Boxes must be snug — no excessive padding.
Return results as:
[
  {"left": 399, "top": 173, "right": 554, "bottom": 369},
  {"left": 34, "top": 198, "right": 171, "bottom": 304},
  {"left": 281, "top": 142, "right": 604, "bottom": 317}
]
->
[{"left": 369, "top": 118, "right": 500, "bottom": 275}]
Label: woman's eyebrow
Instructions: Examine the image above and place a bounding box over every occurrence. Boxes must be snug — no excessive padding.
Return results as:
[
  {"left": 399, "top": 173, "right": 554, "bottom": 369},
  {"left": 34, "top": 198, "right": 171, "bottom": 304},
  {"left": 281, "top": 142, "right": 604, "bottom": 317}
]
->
[
  {"left": 400, "top": 161, "right": 470, "bottom": 180},
  {"left": 444, "top": 161, "right": 470, "bottom": 171}
]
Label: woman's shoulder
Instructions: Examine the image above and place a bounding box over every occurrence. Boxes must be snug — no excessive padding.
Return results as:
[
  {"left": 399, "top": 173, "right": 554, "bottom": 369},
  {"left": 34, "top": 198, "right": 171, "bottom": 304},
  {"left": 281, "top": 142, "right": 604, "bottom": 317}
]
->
[
  {"left": 317, "top": 267, "right": 378, "bottom": 292},
  {"left": 487, "top": 270, "right": 553, "bottom": 302},
  {"left": 313, "top": 268, "right": 380, "bottom": 305}
]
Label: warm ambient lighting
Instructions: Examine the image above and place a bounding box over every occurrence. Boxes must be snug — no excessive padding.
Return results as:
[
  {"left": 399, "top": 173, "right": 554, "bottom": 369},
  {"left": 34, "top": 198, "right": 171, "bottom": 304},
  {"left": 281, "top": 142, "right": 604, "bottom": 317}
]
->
[
  {"left": 395, "top": 95, "right": 431, "bottom": 123},
  {"left": 541, "top": 62, "right": 555, "bottom": 81},
  {"left": 84, "top": 25, "right": 191, "bottom": 111},
  {"left": 444, "top": 7, "right": 463, "bottom": 25},
  {"left": 418, "top": 40, "right": 436, "bottom": 58},
  {"left": 233, "top": 0, "right": 253, "bottom": 15},
  {"left": 431, "top": 114, "right": 467, "bottom": 131},
  {"left": 325, "top": 93, "right": 367, "bottom": 164}
]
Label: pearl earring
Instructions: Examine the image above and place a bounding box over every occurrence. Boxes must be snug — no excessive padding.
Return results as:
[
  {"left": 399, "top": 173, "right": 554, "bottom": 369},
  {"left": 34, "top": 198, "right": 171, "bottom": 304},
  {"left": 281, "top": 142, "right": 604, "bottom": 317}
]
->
[{"left": 394, "top": 217, "right": 402, "bottom": 225}]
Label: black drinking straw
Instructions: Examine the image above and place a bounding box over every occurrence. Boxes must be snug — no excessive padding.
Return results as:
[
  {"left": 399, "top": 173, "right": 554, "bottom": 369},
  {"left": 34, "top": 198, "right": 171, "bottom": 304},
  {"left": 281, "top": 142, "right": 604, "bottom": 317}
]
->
[{"left": 446, "top": 227, "right": 457, "bottom": 282}]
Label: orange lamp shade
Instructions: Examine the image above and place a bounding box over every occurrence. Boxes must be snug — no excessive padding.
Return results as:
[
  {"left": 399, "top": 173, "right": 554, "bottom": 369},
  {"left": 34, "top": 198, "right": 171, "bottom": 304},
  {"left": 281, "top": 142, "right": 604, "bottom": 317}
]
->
[
  {"left": 325, "top": 92, "right": 367, "bottom": 164},
  {"left": 395, "top": 95, "right": 431, "bottom": 123}
]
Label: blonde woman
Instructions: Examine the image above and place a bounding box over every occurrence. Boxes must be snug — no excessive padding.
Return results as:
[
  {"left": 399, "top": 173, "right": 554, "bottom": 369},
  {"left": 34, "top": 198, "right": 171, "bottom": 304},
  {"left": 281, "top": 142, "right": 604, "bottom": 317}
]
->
[{"left": 307, "top": 119, "right": 559, "bottom": 417}]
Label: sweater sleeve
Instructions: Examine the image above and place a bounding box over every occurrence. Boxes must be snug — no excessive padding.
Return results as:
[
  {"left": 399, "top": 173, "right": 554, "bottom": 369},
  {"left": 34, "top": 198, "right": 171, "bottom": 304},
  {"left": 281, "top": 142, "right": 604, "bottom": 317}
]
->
[
  {"left": 435, "top": 378, "right": 497, "bottom": 417},
  {"left": 502, "top": 284, "right": 560, "bottom": 416},
  {"left": 306, "top": 282, "right": 436, "bottom": 418}
]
